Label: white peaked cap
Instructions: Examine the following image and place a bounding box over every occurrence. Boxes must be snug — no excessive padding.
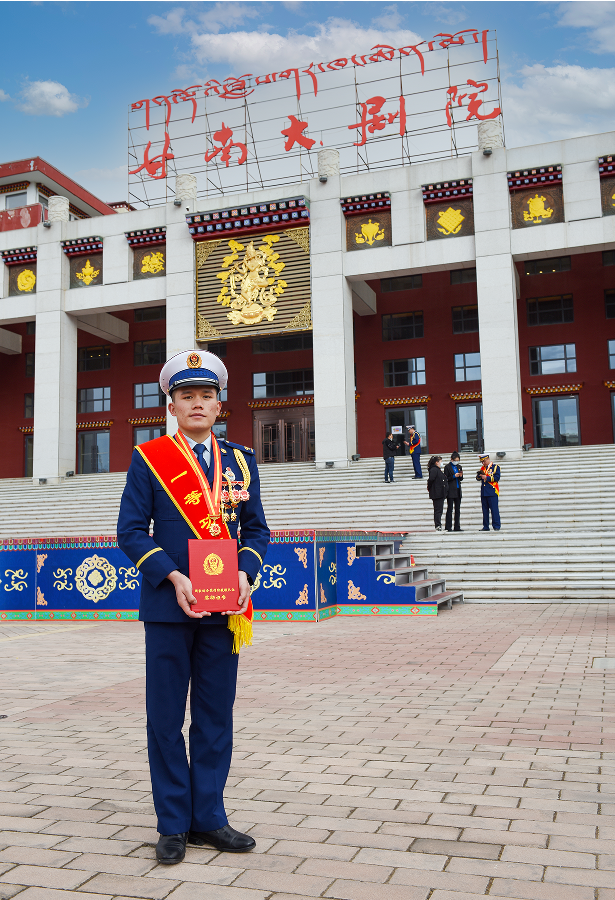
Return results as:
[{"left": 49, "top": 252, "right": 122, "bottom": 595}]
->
[{"left": 159, "top": 349, "right": 228, "bottom": 396}]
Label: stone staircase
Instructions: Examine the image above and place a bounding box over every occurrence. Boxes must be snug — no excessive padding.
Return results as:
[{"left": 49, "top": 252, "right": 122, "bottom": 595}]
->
[{"left": 0, "top": 444, "right": 613, "bottom": 604}]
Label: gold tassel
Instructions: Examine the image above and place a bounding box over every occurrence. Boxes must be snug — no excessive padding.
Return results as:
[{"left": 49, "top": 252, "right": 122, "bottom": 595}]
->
[{"left": 227, "top": 615, "right": 253, "bottom": 654}]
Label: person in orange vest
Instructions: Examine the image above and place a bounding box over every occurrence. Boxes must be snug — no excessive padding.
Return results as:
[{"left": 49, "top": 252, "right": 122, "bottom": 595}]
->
[
  {"left": 404, "top": 424, "right": 423, "bottom": 479},
  {"left": 476, "top": 452, "right": 501, "bottom": 531}
]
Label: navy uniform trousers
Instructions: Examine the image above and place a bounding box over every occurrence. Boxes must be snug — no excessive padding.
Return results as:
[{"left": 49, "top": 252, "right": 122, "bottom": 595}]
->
[
  {"left": 144, "top": 621, "right": 238, "bottom": 835},
  {"left": 117, "top": 437, "right": 269, "bottom": 836},
  {"left": 481, "top": 495, "right": 501, "bottom": 530}
]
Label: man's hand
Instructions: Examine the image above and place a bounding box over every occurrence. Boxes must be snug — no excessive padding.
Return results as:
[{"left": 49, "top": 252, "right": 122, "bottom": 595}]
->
[
  {"left": 222, "top": 570, "right": 251, "bottom": 617},
  {"left": 167, "top": 569, "right": 210, "bottom": 618}
]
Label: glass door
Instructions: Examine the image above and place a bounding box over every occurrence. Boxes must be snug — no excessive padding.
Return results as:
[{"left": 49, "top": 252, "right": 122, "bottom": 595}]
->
[
  {"left": 385, "top": 407, "right": 428, "bottom": 455},
  {"left": 457, "top": 403, "right": 484, "bottom": 452},
  {"left": 78, "top": 431, "right": 110, "bottom": 473},
  {"left": 533, "top": 395, "right": 580, "bottom": 447},
  {"left": 260, "top": 422, "right": 280, "bottom": 462}
]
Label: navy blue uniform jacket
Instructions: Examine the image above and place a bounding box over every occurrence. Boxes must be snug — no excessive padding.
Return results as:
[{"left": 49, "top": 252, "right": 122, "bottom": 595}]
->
[
  {"left": 117, "top": 437, "right": 270, "bottom": 623},
  {"left": 476, "top": 464, "right": 500, "bottom": 498}
]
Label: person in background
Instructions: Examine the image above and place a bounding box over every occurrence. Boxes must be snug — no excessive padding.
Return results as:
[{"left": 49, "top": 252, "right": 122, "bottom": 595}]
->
[
  {"left": 444, "top": 451, "right": 464, "bottom": 532},
  {"left": 427, "top": 455, "right": 448, "bottom": 532},
  {"left": 382, "top": 432, "right": 397, "bottom": 483},
  {"left": 476, "top": 452, "right": 501, "bottom": 531},
  {"left": 404, "top": 424, "right": 423, "bottom": 479}
]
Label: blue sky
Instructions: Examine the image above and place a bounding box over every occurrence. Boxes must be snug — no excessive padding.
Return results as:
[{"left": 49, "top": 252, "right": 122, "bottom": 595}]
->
[{"left": 1, "top": 1, "right": 614, "bottom": 202}]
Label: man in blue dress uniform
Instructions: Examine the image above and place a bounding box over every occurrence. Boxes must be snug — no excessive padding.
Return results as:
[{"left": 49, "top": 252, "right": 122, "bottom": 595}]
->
[
  {"left": 476, "top": 452, "right": 501, "bottom": 531},
  {"left": 117, "top": 350, "right": 269, "bottom": 864},
  {"left": 405, "top": 424, "right": 423, "bottom": 479}
]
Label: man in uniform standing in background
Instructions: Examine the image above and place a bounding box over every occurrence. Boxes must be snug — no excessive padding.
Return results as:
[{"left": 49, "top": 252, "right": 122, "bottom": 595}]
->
[
  {"left": 117, "top": 350, "right": 269, "bottom": 865},
  {"left": 476, "top": 452, "right": 501, "bottom": 531},
  {"left": 405, "top": 424, "right": 423, "bottom": 479}
]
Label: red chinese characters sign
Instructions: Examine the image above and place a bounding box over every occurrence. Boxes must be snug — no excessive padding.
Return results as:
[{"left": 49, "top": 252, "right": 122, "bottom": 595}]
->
[{"left": 128, "top": 28, "right": 501, "bottom": 204}]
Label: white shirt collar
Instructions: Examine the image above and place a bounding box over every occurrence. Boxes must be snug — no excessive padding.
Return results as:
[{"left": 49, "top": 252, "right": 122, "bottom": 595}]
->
[{"left": 181, "top": 432, "right": 212, "bottom": 452}]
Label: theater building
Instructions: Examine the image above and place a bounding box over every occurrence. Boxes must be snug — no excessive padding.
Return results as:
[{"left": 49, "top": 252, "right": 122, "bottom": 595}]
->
[{"left": 1, "top": 133, "right": 615, "bottom": 482}]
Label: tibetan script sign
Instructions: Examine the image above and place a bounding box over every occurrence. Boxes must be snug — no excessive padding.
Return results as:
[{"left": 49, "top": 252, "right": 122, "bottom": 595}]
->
[
  {"left": 196, "top": 228, "right": 311, "bottom": 341},
  {"left": 128, "top": 29, "right": 501, "bottom": 207}
]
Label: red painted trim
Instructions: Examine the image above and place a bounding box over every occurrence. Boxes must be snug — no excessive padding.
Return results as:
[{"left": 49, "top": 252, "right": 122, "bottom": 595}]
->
[{"left": 0, "top": 158, "right": 115, "bottom": 217}]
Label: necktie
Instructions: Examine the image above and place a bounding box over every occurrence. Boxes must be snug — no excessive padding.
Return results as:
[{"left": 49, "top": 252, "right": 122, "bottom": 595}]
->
[{"left": 193, "top": 443, "right": 213, "bottom": 487}]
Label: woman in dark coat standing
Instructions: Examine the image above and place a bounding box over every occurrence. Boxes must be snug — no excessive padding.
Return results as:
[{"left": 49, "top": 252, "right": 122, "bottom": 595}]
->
[
  {"left": 444, "top": 451, "right": 464, "bottom": 532},
  {"left": 427, "top": 455, "right": 448, "bottom": 532}
]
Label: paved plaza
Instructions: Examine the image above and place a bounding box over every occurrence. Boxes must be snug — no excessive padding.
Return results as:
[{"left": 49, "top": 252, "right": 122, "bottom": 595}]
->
[{"left": 0, "top": 604, "right": 614, "bottom": 900}]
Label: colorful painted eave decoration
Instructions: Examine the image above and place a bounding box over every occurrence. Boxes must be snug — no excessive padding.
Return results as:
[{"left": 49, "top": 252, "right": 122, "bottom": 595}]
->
[
  {"left": 125, "top": 227, "right": 166, "bottom": 248},
  {"left": 379, "top": 395, "right": 431, "bottom": 406},
  {"left": 450, "top": 391, "right": 482, "bottom": 400},
  {"left": 507, "top": 166, "right": 562, "bottom": 192},
  {"left": 0, "top": 181, "right": 29, "bottom": 196},
  {"left": 421, "top": 180, "right": 473, "bottom": 205},
  {"left": 340, "top": 193, "right": 391, "bottom": 217},
  {"left": 598, "top": 155, "right": 615, "bottom": 178},
  {"left": 1, "top": 246, "right": 37, "bottom": 266},
  {"left": 525, "top": 383, "right": 583, "bottom": 395},
  {"left": 61, "top": 237, "right": 103, "bottom": 257},
  {"left": 187, "top": 197, "right": 309, "bottom": 241},
  {"left": 248, "top": 397, "right": 314, "bottom": 409}
]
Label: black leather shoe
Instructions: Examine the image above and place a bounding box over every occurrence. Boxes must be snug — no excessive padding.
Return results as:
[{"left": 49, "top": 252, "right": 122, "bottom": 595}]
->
[
  {"left": 188, "top": 824, "right": 255, "bottom": 852},
  {"left": 156, "top": 832, "right": 187, "bottom": 864}
]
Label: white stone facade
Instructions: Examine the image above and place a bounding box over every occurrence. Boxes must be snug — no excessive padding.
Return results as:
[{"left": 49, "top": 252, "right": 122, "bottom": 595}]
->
[{"left": 1, "top": 131, "right": 614, "bottom": 480}]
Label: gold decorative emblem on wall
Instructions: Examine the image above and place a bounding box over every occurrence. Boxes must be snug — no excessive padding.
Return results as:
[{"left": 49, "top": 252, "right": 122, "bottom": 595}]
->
[
  {"left": 346, "top": 212, "right": 392, "bottom": 251},
  {"left": 17, "top": 269, "right": 36, "bottom": 292},
  {"left": 215, "top": 236, "right": 286, "bottom": 326},
  {"left": 348, "top": 580, "right": 366, "bottom": 601},
  {"left": 141, "top": 251, "right": 165, "bottom": 274},
  {"left": 523, "top": 195, "right": 553, "bottom": 224},
  {"left": 425, "top": 199, "right": 474, "bottom": 241},
  {"left": 355, "top": 219, "right": 385, "bottom": 246},
  {"left": 295, "top": 547, "right": 308, "bottom": 568},
  {"left": 436, "top": 207, "right": 465, "bottom": 235},
  {"left": 600, "top": 175, "right": 615, "bottom": 217},
  {"left": 510, "top": 185, "right": 564, "bottom": 229},
  {"left": 75, "top": 554, "right": 117, "bottom": 603},
  {"left": 196, "top": 227, "right": 310, "bottom": 340},
  {"left": 75, "top": 259, "right": 100, "bottom": 286},
  {"left": 296, "top": 584, "right": 309, "bottom": 605}
]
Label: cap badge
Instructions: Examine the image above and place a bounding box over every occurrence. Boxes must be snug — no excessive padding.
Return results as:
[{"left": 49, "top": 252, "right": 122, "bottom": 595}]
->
[{"left": 187, "top": 352, "right": 202, "bottom": 369}]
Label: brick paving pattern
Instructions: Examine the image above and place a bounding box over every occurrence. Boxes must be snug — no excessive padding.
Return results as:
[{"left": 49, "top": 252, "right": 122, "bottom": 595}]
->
[{"left": 0, "top": 604, "right": 613, "bottom": 899}]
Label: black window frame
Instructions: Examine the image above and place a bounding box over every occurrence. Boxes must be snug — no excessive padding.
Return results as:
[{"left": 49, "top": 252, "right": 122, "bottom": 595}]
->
[
  {"left": 383, "top": 357, "right": 426, "bottom": 388},
  {"left": 609, "top": 339, "right": 615, "bottom": 370},
  {"left": 452, "top": 305, "right": 479, "bottom": 334},
  {"left": 252, "top": 368, "right": 314, "bottom": 399},
  {"left": 134, "top": 339, "right": 166, "bottom": 366},
  {"left": 24, "top": 392, "right": 34, "bottom": 418},
  {"left": 527, "top": 294, "right": 574, "bottom": 327},
  {"left": 78, "top": 345, "right": 111, "bottom": 372},
  {"left": 454, "top": 351, "right": 481, "bottom": 382},
  {"left": 529, "top": 343, "right": 577, "bottom": 376},
  {"left": 134, "top": 382, "right": 166, "bottom": 409},
  {"left": 381, "top": 311, "right": 424, "bottom": 341},
  {"left": 380, "top": 274, "right": 422, "bottom": 292},
  {"left": 77, "top": 386, "right": 111, "bottom": 413},
  {"left": 26, "top": 321, "right": 36, "bottom": 335},
  {"left": 606, "top": 289, "right": 615, "bottom": 319},
  {"left": 134, "top": 306, "right": 166, "bottom": 322},
  {"left": 206, "top": 341, "right": 227, "bottom": 357},
  {"left": 603, "top": 250, "right": 615, "bottom": 267},
  {"left": 450, "top": 268, "right": 477, "bottom": 285},
  {"left": 524, "top": 256, "right": 571, "bottom": 276},
  {"left": 134, "top": 425, "right": 164, "bottom": 445},
  {"left": 252, "top": 334, "right": 313, "bottom": 354},
  {"left": 25, "top": 352, "right": 35, "bottom": 377}
]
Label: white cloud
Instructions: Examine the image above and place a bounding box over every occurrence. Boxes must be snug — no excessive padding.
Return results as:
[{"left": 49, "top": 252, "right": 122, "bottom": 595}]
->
[
  {"left": 188, "top": 17, "right": 423, "bottom": 71},
  {"left": 423, "top": 2, "right": 467, "bottom": 28},
  {"left": 149, "top": 3, "right": 261, "bottom": 37},
  {"left": 17, "top": 80, "right": 87, "bottom": 117},
  {"left": 503, "top": 64, "right": 615, "bottom": 146},
  {"left": 371, "top": 4, "right": 404, "bottom": 31},
  {"left": 0, "top": 89, "right": 10, "bottom": 102},
  {"left": 557, "top": 1, "right": 615, "bottom": 53}
]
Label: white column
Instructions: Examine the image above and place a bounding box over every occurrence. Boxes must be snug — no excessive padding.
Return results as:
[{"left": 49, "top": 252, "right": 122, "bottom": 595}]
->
[
  {"left": 473, "top": 146, "right": 524, "bottom": 459},
  {"left": 165, "top": 176, "right": 198, "bottom": 433},
  {"left": 310, "top": 169, "right": 356, "bottom": 467},
  {"left": 32, "top": 219, "right": 77, "bottom": 482}
]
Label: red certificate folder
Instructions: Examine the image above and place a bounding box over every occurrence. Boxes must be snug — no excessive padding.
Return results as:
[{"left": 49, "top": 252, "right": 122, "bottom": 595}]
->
[{"left": 188, "top": 540, "right": 240, "bottom": 613}]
